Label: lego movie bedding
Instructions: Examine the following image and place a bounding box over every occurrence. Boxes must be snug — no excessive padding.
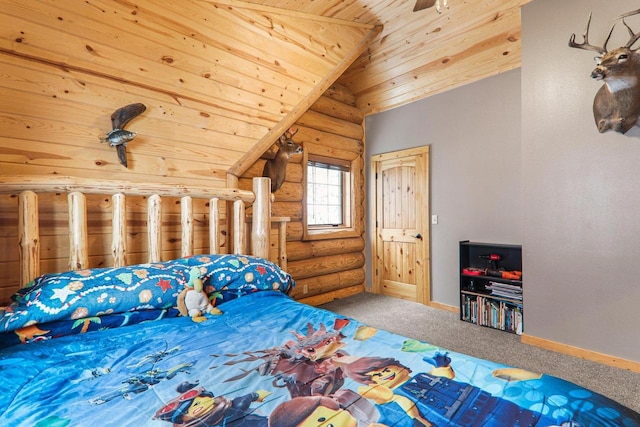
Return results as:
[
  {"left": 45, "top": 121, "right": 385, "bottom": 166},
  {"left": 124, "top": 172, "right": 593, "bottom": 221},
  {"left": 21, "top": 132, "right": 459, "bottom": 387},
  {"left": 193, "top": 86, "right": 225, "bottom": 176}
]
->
[{"left": 1, "top": 255, "right": 639, "bottom": 426}]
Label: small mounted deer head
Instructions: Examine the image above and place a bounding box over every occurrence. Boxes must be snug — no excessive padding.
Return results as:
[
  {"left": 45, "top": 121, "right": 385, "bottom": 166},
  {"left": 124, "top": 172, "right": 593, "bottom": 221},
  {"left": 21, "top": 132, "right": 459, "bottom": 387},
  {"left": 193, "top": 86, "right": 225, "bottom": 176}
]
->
[
  {"left": 569, "top": 9, "right": 640, "bottom": 134},
  {"left": 262, "top": 128, "right": 303, "bottom": 192}
]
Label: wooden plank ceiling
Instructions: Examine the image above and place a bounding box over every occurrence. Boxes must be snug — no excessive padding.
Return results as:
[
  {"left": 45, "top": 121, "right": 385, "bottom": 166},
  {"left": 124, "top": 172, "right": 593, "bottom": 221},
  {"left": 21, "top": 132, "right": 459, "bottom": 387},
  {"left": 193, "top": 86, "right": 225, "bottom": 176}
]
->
[
  {"left": 0, "top": 0, "right": 379, "bottom": 182},
  {"left": 244, "top": 0, "right": 532, "bottom": 115},
  {"left": 0, "top": 0, "right": 530, "bottom": 182}
]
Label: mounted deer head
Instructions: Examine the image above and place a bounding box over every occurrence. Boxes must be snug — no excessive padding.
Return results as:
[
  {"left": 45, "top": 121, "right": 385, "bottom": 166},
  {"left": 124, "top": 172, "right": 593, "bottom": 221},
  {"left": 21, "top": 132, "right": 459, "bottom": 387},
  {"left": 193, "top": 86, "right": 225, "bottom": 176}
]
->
[
  {"left": 262, "top": 128, "right": 303, "bottom": 192},
  {"left": 569, "top": 9, "right": 640, "bottom": 134}
]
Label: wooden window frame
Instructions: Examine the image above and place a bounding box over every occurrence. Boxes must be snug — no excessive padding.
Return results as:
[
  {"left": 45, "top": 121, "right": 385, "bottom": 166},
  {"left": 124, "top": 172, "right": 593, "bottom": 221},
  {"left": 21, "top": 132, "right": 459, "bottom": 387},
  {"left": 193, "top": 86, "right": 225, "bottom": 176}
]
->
[{"left": 302, "top": 143, "right": 362, "bottom": 241}]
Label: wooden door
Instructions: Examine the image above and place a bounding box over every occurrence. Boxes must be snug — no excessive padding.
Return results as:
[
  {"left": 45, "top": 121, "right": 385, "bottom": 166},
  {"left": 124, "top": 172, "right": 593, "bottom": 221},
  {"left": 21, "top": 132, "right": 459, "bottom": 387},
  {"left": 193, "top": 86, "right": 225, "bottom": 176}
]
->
[{"left": 371, "top": 146, "right": 430, "bottom": 304}]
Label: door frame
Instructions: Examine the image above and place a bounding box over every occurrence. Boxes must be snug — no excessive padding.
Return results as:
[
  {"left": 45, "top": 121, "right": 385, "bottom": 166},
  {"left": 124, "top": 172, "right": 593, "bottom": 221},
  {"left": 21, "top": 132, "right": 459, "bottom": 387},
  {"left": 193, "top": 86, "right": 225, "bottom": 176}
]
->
[{"left": 370, "top": 146, "right": 431, "bottom": 305}]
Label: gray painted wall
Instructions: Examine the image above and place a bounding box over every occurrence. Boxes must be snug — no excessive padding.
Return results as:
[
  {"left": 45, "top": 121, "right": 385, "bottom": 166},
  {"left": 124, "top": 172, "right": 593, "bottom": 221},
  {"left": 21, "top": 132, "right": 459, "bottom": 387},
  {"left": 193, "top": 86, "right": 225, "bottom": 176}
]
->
[
  {"left": 522, "top": 0, "right": 640, "bottom": 360},
  {"left": 366, "top": 0, "right": 640, "bottom": 362},
  {"left": 365, "top": 69, "right": 522, "bottom": 307}
]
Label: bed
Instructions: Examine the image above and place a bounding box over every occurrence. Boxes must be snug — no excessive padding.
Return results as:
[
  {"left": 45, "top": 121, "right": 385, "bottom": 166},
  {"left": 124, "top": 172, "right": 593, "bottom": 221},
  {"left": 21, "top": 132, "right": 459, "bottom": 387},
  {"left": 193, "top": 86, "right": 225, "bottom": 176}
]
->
[{"left": 1, "top": 177, "right": 639, "bottom": 426}]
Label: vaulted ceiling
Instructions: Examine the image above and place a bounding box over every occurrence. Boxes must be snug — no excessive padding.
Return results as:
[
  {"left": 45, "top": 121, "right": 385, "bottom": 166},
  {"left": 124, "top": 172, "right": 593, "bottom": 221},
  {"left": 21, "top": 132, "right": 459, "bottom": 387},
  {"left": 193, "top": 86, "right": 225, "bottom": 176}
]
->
[
  {"left": 1, "top": 0, "right": 530, "bottom": 182},
  {"left": 1, "top": 0, "right": 379, "bottom": 181},
  {"left": 244, "top": 0, "right": 531, "bottom": 115}
]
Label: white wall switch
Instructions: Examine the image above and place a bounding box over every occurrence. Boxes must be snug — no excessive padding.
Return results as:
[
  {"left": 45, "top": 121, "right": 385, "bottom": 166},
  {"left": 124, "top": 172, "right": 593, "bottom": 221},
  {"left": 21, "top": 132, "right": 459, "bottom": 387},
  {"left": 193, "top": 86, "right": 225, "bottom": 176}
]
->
[{"left": 431, "top": 214, "right": 438, "bottom": 225}]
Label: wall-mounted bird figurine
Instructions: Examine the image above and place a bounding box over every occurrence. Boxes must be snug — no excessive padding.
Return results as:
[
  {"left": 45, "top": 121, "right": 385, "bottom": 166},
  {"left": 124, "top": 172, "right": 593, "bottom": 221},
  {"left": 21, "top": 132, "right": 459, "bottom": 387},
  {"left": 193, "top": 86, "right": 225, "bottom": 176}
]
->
[{"left": 99, "top": 103, "right": 146, "bottom": 168}]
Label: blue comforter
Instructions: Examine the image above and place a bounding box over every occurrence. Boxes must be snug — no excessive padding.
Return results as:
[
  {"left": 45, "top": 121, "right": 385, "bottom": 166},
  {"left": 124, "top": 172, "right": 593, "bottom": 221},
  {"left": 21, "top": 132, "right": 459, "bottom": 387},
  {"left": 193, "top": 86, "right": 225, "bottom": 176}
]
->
[{"left": 1, "top": 291, "right": 638, "bottom": 426}]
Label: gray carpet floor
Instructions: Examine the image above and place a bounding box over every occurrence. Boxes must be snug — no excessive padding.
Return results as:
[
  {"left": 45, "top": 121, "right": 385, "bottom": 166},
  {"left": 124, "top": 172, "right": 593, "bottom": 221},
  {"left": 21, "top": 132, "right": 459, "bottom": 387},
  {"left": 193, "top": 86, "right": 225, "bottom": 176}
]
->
[{"left": 319, "top": 292, "right": 640, "bottom": 414}]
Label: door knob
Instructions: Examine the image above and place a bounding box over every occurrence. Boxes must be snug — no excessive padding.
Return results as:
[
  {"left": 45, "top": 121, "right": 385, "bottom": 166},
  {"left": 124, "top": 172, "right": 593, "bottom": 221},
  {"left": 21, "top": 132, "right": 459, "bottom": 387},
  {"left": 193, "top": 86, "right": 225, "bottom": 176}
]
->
[{"left": 414, "top": 233, "right": 422, "bottom": 240}]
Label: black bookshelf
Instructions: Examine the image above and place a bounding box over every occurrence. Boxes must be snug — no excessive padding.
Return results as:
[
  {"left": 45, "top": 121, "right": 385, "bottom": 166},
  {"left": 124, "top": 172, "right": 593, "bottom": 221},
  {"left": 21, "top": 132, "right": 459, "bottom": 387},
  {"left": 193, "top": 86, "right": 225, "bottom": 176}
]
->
[{"left": 459, "top": 241, "right": 523, "bottom": 335}]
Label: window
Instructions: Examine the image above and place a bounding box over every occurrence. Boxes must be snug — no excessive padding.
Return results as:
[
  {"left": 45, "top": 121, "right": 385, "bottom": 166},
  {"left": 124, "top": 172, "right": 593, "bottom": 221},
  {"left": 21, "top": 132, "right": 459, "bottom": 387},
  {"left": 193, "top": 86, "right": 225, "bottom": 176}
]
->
[
  {"left": 306, "top": 157, "right": 349, "bottom": 226},
  {"left": 303, "top": 146, "right": 362, "bottom": 240}
]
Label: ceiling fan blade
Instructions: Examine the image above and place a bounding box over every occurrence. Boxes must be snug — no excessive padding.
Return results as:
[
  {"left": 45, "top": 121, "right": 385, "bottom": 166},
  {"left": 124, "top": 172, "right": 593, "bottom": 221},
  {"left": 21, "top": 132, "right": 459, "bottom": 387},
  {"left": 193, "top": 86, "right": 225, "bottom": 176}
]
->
[{"left": 413, "top": 0, "right": 436, "bottom": 12}]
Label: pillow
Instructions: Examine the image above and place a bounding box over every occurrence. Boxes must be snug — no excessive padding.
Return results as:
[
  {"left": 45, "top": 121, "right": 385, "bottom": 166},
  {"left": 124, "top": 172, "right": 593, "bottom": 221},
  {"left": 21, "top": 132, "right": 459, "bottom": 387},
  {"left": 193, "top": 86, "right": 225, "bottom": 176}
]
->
[
  {"left": 0, "top": 255, "right": 294, "bottom": 334},
  {"left": 0, "top": 259, "right": 190, "bottom": 333},
  {"left": 184, "top": 254, "right": 296, "bottom": 304}
]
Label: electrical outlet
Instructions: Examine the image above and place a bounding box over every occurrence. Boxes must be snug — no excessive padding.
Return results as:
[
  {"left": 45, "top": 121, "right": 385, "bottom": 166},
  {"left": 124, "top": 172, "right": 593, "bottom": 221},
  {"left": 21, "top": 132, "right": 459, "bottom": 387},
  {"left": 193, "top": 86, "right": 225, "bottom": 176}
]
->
[{"left": 303, "top": 284, "right": 309, "bottom": 294}]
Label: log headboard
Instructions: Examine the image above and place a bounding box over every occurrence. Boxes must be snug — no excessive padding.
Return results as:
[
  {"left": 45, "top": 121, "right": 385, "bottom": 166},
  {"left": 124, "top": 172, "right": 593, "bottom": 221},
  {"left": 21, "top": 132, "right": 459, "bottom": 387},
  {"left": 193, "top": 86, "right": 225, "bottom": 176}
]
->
[{"left": 0, "top": 176, "right": 272, "bottom": 303}]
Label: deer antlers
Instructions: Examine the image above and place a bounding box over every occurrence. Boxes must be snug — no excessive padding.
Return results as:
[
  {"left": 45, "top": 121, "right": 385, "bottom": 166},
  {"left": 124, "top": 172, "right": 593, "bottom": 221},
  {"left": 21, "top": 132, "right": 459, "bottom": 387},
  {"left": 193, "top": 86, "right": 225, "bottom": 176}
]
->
[
  {"left": 569, "top": 9, "right": 640, "bottom": 54},
  {"left": 618, "top": 9, "right": 640, "bottom": 48},
  {"left": 282, "top": 127, "right": 298, "bottom": 140},
  {"left": 568, "top": 13, "right": 614, "bottom": 54}
]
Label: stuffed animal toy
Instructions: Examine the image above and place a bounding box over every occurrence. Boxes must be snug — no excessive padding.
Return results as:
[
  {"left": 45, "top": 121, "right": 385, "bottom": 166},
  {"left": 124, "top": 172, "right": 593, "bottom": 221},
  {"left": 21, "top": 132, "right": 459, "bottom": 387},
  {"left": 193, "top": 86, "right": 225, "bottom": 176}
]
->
[{"left": 177, "top": 266, "right": 222, "bottom": 322}]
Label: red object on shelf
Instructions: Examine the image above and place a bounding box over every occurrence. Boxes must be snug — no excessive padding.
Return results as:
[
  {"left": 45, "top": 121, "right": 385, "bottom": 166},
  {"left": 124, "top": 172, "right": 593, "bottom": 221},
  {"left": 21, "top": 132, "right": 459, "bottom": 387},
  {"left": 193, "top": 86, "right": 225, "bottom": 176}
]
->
[
  {"left": 480, "top": 253, "right": 502, "bottom": 261},
  {"left": 463, "top": 267, "right": 522, "bottom": 280}
]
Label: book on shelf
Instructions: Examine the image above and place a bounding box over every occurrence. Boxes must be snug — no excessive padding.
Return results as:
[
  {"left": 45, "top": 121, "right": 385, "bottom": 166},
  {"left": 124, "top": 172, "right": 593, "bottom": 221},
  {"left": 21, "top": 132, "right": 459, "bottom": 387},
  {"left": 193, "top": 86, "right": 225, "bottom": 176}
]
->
[
  {"left": 461, "top": 294, "right": 523, "bottom": 335},
  {"left": 486, "top": 281, "right": 522, "bottom": 300}
]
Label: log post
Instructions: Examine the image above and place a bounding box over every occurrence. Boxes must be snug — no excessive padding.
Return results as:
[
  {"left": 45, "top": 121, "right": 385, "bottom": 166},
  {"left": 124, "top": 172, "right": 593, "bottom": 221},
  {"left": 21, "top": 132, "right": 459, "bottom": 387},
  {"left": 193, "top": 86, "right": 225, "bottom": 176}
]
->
[
  {"left": 267, "top": 217, "right": 290, "bottom": 270},
  {"left": 209, "top": 197, "right": 220, "bottom": 254},
  {"left": 18, "top": 191, "right": 39, "bottom": 285},
  {"left": 181, "top": 196, "right": 193, "bottom": 257},
  {"left": 226, "top": 173, "right": 239, "bottom": 254},
  {"left": 68, "top": 192, "right": 88, "bottom": 270},
  {"left": 112, "top": 193, "right": 127, "bottom": 267},
  {"left": 251, "top": 177, "right": 271, "bottom": 259},
  {"left": 233, "top": 200, "right": 245, "bottom": 254},
  {"left": 148, "top": 194, "right": 162, "bottom": 262},
  {"left": 277, "top": 218, "right": 289, "bottom": 270}
]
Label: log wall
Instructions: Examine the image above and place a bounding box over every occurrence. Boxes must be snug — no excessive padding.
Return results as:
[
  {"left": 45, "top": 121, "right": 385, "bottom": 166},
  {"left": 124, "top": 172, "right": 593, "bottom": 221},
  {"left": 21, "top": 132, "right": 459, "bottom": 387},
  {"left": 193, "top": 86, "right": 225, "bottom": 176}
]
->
[
  {"left": 241, "top": 84, "right": 366, "bottom": 305},
  {"left": 0, "top": 1, "right": 378, "bottom": 303}
]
